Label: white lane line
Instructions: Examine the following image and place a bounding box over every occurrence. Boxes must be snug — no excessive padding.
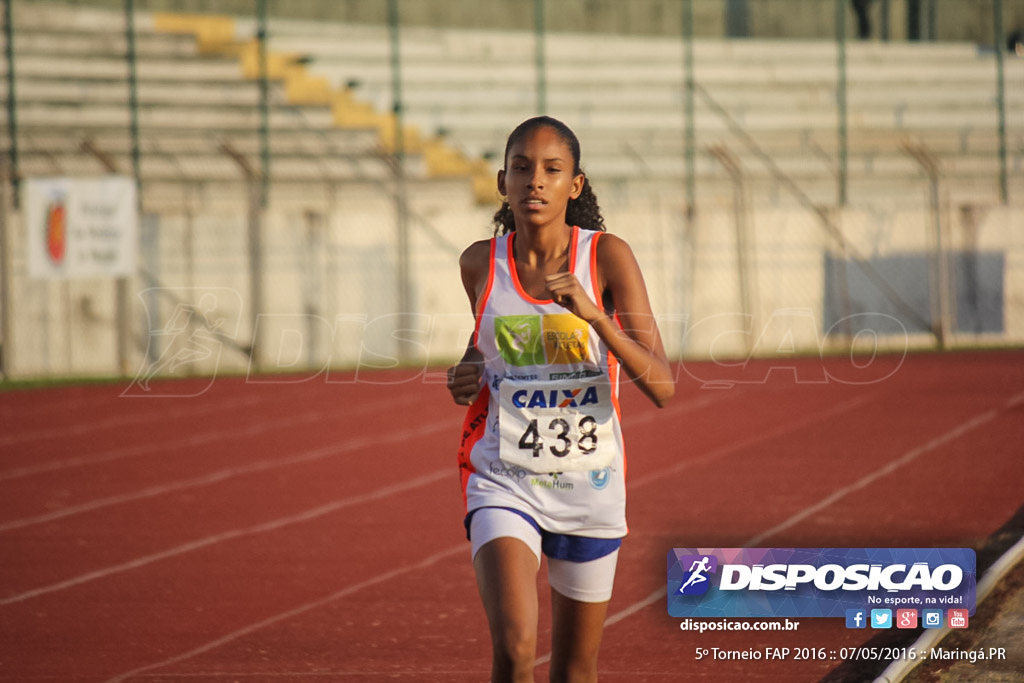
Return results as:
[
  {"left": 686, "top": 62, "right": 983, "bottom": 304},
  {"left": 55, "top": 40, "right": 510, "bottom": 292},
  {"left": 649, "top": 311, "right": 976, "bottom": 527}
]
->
[
  {"left": 99, "top": 388, "right": 1023, "bottom": 678},
  {"left": 513, "top": 394, "right": 748, "bottom": 668},
  {"left": 0, "top": 393, "right": 270, "bottom": 449},
  {"left": 1, "top": 393, "right": 735, "bottom": 668},
  {"left": 0, "top": 418, "right": 450, "bottom": 533},
  {"left": 0, "top": 465, "right": 451, "bottom": 607},
  {"left": 0, "top": 390, "right": 424, "bottom": 481},
  {"left": 102, "top": 543, "right": 467, "bottom": 683},
  {"left": 0, "top": 392, "right": 728, "bottom": 530},
  {"left": 0, "top": 409, "right": 321, "bottom": 483},
  {"left": 531, "top": 393, "right": 872, "bottom": 667},
  {"left": 744, "top": 409, "right": 1001, "bottom": 547},
  {"left": 627, "top": 393, "right": 873, "bottom": 489},
  {"left": 622, "top": 391, "right": 734, "bottom": 428},
  {"left": 595, "top": 391, "right": 1024, "bottom": 638}
]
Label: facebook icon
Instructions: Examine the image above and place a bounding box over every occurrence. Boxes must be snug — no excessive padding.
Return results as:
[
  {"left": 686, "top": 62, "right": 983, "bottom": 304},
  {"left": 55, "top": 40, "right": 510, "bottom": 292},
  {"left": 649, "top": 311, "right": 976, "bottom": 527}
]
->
[{"left": 846, "top": 609, "right": 867, "bottom": 629}]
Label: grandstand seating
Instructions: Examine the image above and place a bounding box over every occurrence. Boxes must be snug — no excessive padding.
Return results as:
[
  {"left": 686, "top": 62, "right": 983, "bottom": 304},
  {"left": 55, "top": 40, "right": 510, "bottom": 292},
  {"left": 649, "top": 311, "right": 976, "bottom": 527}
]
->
[
  {"left": 3, "top": 2, "right": 1022, "bottom": 378},
  {"left": 2, "top": 1, "right": 1021, "bottom": 209},
  {"left": 258, "top": 16, "right": 1021, "bottom": 207},
  {"left": 0, "top": 2, "right": 435, "bottom": 210}
]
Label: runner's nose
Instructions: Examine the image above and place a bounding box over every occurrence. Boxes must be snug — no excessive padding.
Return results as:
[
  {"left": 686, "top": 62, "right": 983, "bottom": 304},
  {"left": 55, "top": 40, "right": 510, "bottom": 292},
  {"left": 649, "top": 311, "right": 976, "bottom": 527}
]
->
[{"left": 528, "top": 166, "right": 544, "bottom": 189}]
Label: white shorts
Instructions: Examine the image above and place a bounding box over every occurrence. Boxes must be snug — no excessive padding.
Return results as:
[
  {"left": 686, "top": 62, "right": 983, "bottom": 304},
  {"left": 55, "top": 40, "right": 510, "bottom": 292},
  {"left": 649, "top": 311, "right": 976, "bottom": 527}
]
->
[{"left": 469, "top": 507, "right": 619, "bottom": 603}]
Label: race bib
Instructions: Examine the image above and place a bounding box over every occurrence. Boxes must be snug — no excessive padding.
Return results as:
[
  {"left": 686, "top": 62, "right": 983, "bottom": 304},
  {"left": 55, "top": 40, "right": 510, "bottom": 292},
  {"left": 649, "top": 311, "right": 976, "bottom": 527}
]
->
[{"left": 498, "top": 376, "right": 617, "bottom": 473}]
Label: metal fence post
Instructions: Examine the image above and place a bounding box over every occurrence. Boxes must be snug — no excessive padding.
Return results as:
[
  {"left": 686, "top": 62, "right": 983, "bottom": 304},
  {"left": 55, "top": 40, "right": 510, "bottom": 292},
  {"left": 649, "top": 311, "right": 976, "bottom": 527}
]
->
[
  {"left": 0, "top": 160, "right": 10, "bottom": 378},
  {"left": 682, "top": 0, "right": 696, "bottom": 216},
  {"left": 1, "top": 0, "right": 14, "bottom": 377},
  {"left": 994, "top": 0, "right": 1009, "bottom": 204},
  {"left": 925, "top": 0, "right": 937, "bottom": 41},
  {"left": 680, "top": 0, "right": 698, "bottom": 356},
  {"left": 4, "top": 0, "right": 19, "bottom": 208},
  {"left": 907, "top": 0, "right": 920, "bottom": 40},
  {"left": 388, "top": 0, "right": 413, "bottom": 362},
  {"left": 903, "top": 141, "right": 950, "bottom": 349},
  {"left": 836, "top": 0, "right": 849, "bottom": 207},
  {"left": 257, "top": 0, "right": 270, "bottom": 207},
  {"left": 534, "top": 0, "right": 546, "bottom": 115},
  {"left": 124, "top": 0, "right": 141, "bottom": 191},
  {"left": 246, "top": 0, "right": 270, "bottom": 369},
  {"left": 121, "top": 0, "right": 142, "bottom": 376},
  {"left": 709, "top": 144, "right": 756, "bottom": 355}
]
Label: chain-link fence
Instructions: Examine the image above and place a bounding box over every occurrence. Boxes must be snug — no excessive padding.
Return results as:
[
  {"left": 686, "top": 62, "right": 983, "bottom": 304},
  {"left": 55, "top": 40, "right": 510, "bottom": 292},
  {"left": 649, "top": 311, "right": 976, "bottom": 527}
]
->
[{"left": 1, "top": 0, "right": 1022, "bottom": 382}]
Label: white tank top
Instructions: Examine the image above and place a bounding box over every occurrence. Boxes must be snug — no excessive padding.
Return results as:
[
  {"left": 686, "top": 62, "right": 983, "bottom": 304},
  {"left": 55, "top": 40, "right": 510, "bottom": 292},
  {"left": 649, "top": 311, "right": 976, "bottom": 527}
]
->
[{"left": 460, "top": 226, "right": 627, "bottom": 539}]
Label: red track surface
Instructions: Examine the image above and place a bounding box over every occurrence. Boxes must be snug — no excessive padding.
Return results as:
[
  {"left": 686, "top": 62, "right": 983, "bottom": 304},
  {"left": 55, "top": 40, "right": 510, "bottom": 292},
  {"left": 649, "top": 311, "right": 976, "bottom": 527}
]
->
[{"left": 1, "top": 350, "right": 1022, "bottom": 682}]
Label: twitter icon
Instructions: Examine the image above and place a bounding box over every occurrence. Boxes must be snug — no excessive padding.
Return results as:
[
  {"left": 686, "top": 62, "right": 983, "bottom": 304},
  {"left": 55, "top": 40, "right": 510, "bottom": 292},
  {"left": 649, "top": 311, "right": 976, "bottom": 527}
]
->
[{"left": 870, "top": 609, "right": 893, "bottom": 629}]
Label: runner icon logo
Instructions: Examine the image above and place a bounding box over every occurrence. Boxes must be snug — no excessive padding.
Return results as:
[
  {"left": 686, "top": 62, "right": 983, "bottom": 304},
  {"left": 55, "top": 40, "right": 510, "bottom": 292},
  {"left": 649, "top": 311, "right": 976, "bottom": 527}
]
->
[{"left": 677, "top": 555, "right": 718, "bottom": 596}]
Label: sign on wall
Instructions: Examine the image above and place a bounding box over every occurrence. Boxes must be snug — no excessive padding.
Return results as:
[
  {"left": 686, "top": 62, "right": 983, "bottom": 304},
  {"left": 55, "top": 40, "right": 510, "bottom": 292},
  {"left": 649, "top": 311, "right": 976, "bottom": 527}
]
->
[{"left": 25, "top": 177, "right": 137, "bottom": 279}]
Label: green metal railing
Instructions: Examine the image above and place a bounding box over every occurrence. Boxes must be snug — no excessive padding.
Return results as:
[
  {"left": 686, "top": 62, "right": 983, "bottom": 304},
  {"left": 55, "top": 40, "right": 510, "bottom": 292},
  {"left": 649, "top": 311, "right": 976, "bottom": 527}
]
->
[
  {"left": 1, "top": 0, "right": 1020, "bottom": 378},
  {"left": 3, "top": 0, "right": 1017, "bottom": 212},
  {"left": 3, "top": 0, "right": 18, "bottom": 207}
]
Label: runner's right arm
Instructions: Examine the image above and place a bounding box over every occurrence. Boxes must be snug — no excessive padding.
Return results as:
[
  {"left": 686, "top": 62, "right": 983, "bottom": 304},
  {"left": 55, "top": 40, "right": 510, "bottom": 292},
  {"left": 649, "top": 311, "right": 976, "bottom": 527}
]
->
[{"left": 446, "top": 241, "right": 490, "bottom": 406}]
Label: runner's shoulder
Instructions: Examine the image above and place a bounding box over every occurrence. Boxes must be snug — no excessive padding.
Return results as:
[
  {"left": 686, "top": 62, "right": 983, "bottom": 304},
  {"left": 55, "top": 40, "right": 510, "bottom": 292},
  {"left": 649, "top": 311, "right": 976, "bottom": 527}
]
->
[{"left": 460, "top": 239, "right": 493, "bottom": 282}]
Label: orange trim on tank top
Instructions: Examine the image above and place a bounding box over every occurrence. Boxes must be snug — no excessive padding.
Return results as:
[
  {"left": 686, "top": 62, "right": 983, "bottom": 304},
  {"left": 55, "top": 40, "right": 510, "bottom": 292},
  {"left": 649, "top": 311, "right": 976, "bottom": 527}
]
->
[
  {"left": 507, "top": 226, "right": 579, "bottom": 305},
  {"left": 472, "top": 239, "right": 498, "bottom": 347},
  {"left": 589, "top": 230, "right": 603, "bottom": 304}
]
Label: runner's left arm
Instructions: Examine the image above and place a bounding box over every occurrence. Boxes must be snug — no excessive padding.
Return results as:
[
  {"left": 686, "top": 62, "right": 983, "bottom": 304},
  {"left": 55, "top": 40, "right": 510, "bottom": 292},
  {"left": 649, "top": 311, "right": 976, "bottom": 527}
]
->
[{"left": 544, "top": 234, "right": 674, "bottom": 407}]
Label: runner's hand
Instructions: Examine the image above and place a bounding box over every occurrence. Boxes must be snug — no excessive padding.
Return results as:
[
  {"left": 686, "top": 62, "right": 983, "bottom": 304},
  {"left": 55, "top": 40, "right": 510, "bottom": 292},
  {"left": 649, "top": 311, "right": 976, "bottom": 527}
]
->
[
  {"left": 545, "top": 272, "right": 602, "bottom": 322},
  {"left": 447, "top": 360, "right": 483, "bottom": 405}
]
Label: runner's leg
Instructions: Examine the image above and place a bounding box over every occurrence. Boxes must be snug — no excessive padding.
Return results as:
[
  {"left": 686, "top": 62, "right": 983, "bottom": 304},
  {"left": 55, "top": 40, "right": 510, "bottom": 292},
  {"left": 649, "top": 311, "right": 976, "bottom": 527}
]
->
[
  {"left": 474, "top": 537, "right": 541, "bottom": 683},
  {"left": 548, "top": 588, "right": 609, "bottom": 683},
  {"left": 546, "top": 549, "right": 618, "bottom": 682}
]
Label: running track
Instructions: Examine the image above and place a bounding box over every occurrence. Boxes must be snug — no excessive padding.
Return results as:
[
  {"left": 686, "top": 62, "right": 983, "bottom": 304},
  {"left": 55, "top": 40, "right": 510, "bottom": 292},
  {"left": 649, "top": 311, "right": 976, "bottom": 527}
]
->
[{"left": 1, "top": 350, "right": 1022, "bottom": 682}]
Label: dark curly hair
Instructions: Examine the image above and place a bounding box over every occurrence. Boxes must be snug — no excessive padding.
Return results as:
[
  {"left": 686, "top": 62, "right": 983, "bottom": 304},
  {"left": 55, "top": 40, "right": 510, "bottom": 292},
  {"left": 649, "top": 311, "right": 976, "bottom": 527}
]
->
[{"left": 492, "top": 116, "right": 606, "bottom": 236}]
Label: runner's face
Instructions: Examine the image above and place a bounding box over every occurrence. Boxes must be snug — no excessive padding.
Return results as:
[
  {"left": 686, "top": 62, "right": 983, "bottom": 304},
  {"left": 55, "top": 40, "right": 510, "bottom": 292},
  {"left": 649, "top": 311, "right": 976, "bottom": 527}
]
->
[{"left": 498, "top": 126, "right": 584, "bottom": 229}]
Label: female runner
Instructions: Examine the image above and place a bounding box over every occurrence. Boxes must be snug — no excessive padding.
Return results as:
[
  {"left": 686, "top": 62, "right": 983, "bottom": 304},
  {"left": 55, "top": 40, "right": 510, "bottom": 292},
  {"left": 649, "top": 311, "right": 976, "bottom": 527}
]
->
[{"left": 447, "top": 116, "right": 674, "bottom": 682}]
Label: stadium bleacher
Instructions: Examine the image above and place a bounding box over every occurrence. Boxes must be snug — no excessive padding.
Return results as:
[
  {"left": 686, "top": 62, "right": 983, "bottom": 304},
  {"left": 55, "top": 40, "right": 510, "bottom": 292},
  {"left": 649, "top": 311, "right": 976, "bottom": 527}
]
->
[
  {"left": 250, "top": 16, "right": 1021, "bottom": 207},
  {"left": 4, "top": 1, "right": 1020, "bottom": 210},
  {"left": 1, "top": 1, "right": 1022, "bottom": 379}
]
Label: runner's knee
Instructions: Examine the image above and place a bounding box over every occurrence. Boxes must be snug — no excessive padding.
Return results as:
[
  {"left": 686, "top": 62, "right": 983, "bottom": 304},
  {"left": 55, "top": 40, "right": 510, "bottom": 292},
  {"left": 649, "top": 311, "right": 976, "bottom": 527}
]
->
[
  {"left": 549, "top": 658, "right": 598, "bottom": 683},
  {"left": 491, "top": 624, "right": 537, "bottom": 673}
]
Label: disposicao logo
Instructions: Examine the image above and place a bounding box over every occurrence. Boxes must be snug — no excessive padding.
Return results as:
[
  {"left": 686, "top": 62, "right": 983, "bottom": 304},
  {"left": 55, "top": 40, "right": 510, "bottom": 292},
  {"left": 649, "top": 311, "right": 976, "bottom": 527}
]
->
[
  {"left": 676, "top": 555, "right": 718, "bottom": 595},
  {"left": 667, "top": 548, "right": 976, "bottom": 620}
]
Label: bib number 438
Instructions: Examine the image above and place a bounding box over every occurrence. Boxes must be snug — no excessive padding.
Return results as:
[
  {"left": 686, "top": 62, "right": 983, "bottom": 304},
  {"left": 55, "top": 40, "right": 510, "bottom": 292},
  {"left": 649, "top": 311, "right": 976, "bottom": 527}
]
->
[
  {"left": 498, "top": 377, "right": 616, "bottom": 473},
  {"left": 518, "top": 415, "right": 598, "bottom": 459}
]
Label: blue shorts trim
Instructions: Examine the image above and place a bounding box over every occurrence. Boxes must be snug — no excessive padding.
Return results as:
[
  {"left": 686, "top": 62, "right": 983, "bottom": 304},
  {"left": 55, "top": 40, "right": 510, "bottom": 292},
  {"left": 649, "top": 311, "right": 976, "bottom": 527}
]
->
[{"left": 464, "top": 506, "right": 622, "bottom": 563}]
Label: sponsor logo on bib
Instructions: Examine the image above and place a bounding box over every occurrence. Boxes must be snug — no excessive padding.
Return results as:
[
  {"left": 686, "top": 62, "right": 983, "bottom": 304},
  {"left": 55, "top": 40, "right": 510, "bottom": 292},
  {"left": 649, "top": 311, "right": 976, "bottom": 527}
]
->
[
  {"left": 589, "top": 467, "right": 613, "bottom": 490},
  {"left": 495, "top": 314, "right": 589, "bottom": 367},
  {"left": 511, "top": 386, "right": 601, "bottom": 409}
]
